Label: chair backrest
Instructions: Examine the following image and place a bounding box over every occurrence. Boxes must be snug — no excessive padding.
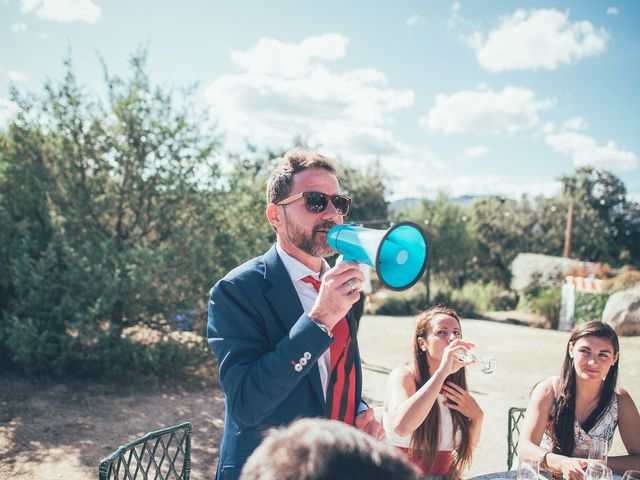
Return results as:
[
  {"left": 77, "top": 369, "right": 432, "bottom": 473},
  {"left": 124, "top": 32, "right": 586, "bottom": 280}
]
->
[
  {"left": 507, "top": 407, "right": 526, "bottom": 470},
  {"left": 99, "top": 422, "right": 191, "bottom": 480}
]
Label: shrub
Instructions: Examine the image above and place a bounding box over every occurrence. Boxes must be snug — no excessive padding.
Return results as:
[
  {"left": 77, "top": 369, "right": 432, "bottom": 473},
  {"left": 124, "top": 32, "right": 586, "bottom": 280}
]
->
[
  {"left": 430, "top": 291, "right": 477, "bottom": 318},
  {"left": 605, "top": 270, "right": 640, "bottom": 294},
  {"left": 371, "top": 285, "right": 427, "bottom": 316},
  {"left": 454, "top": 281, "right": 518, "bottom": 312},
  {"left": 527, "top": 288, "right": 562, "bottom": 329},
  {"left": 574, "top": 292, "right": 609, "bottom": 325}
]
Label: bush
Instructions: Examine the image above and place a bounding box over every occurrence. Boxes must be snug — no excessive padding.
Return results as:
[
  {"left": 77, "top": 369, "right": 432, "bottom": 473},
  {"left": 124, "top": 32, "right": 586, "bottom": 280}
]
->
[
  {"left": 526, "top": 288, "right": 562, "bottom": 329},
  {"left": 431, "top": 291, "right": 477, "bottom": 318},
  {"left": 574, "top": 292, "right": 609, "bottom": 325},
  {"left": 605, "top": 269, "right": 640, "bottom": 294},
  {"left": 454, "top": 281, "right": 518, "bottom": 312},
  {"left": 371, "top": 284, "right": 427, "bottom": 316}
]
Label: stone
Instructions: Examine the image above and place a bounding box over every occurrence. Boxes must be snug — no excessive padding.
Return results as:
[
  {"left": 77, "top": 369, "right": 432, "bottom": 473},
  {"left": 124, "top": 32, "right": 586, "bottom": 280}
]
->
[
  {"left": 511, "top": 253, "right": 581, "bottom": 292},
  {"left": 602, "top": 286, "right": 640, "bottom": 336}
]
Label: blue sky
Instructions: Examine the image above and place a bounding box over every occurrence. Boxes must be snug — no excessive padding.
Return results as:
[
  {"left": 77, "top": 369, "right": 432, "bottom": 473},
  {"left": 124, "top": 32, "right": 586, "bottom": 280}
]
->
[{"left": 1, "top": 0, "right": 639, "bottom": 201}]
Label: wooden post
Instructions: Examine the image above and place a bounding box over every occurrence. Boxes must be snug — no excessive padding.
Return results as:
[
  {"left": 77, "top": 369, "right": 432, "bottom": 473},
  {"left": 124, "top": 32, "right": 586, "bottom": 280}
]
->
[{"left": 563, "top": 201, "right": 574, "bottom": 258}]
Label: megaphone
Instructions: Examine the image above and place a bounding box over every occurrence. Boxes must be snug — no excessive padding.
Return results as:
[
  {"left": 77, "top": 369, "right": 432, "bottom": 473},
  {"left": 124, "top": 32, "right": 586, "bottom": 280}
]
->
[{"left": 328, "top": 222, "right": 429, "bottom": 291}]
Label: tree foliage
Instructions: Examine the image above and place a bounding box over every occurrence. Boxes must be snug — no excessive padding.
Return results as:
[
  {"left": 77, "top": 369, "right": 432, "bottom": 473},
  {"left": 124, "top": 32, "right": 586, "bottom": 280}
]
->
[
  {"left": 397, "top": 194, "right": 477, "bottom": 299},
  {"left": 560, "top": 166, "right": 640, "bottom": 265},
  {"left": 0, "top": 52, "right": 221, "bottom": 375},
  {"left": 339, "top": 159, "right": 389, "bottom": 227}
]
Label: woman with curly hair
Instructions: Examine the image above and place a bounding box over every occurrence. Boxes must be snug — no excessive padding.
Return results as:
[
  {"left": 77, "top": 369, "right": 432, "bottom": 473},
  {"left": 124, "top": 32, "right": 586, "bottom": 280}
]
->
[
  {"left": 382, "top": 306, "right": 484, "bottom": 479},
  {"left": 518, "top": 321, "right": 640, "bottom": 479}
]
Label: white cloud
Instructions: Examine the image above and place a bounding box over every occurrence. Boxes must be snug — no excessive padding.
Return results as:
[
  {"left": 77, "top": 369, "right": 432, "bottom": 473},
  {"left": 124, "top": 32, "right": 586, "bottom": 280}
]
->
[
  {"left": 20, "top": 0, "right": 101, "bottom": 23},
  {"left": 607, "top": 7, "right": 619, "bottom": 15},
  {"left": 230, "top": 34, "right": 348, "bottom": 78},
  {"left": 205, "top": 34, "right": 415, "bottom": 169},
  {"left": 545, "top": 132, "right": 637, "bottom": 170},
  {"left": 539, "top": 122, "right": 555, "bottom": 135},
  {"left": 406, "top": 14, "right": 420, "bottom": 27},
  {"left": 5, "top": 70, "right": 29, "bottom": 82},
  {"left": 419, "top": 86, "right": 554, "bottom": 135},
  {"left": 468, "top": 9, "right": 609, "bottom": 72},
  {"left": 391, "top": 172, "right": 561, "bottom": 200},
  {"left": 561, "top": 116, "right": 588, "bottom": 132},
  {"left": 0, "top": 98, "right": 19, "bottom": 128},
  {"left": 465, "top": 145, "right": 489, "bottom": 158},
  {"left": 10, "top": 22, "right": 27, "bottom": 33}
]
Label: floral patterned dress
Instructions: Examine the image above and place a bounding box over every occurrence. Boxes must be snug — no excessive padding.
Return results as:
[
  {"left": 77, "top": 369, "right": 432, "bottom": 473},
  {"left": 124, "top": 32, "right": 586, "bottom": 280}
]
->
[{"left": 542, "top": 376, "right": 618, "bottom": 457}]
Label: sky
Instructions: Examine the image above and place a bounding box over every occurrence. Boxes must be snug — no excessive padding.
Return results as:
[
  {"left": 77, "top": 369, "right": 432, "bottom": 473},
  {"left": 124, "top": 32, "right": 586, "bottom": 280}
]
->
[{"left": 1, "top": 0, "right": 639, "bottom": 201}]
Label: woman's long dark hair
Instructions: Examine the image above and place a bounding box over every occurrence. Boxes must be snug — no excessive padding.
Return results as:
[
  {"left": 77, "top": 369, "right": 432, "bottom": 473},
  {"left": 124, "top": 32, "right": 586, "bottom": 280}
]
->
[
  {"left": 552, "top": 321, "right": 619, "bottom": 456},
  {"left": 409, "top": 306, "right": 472, "bottom": 480}
]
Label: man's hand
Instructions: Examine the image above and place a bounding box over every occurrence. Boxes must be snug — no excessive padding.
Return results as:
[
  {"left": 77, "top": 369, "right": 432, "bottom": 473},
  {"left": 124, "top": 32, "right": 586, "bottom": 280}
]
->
[
  {"left": 309, "top": 261, "right": 363, "bottom": 331},
  {"left": 355, "top": 407, "right": 385, "bottom": 441}
]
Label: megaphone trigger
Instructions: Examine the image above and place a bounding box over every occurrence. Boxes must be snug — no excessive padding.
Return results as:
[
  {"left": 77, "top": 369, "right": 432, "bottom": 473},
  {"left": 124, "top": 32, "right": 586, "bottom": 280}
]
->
[{"left": 327, "top": 222, "right": 428, "bottom": 291}]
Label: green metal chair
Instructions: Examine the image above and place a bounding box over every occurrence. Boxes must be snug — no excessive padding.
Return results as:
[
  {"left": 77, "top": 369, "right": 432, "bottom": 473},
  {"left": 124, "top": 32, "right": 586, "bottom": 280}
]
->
[
  {"left": 99, "top": 422, "right": 192, "bottom": 480},
  {"left": 507, "top": 407, "right": 526, "bottom": 470}
]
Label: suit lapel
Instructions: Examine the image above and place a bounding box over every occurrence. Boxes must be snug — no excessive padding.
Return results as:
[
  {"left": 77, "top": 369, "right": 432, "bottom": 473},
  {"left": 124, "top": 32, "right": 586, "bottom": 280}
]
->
[{"left": 263, "top": 245, "right": 325, "bottom": 405}]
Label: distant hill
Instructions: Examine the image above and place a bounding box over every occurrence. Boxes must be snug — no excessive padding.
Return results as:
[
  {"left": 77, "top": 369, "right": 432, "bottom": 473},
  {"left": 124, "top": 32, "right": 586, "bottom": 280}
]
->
[{"left": 389, "top": 195, "right": 482, "bottom": 215}]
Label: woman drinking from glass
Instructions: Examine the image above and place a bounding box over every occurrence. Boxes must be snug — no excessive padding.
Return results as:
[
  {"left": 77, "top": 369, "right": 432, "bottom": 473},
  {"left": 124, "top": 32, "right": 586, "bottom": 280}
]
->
[{"left": 382, "top": 306, "right": 484, "bottom": 480}]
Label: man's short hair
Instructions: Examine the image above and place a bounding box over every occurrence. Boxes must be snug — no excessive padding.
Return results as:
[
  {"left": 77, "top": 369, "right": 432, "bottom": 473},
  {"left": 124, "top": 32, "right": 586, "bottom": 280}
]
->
[
  {"left": 266, "top": 148, "right": 337, "bottom": 205},
  {"left": 240, "top": 418, "right": 419, "bottom": 480}
]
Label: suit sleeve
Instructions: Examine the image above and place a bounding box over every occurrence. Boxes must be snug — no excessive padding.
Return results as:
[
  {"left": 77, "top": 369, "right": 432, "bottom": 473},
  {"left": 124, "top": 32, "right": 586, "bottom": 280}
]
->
[{"left": 207, "top": 277, "right": 333, "bottom": 426}]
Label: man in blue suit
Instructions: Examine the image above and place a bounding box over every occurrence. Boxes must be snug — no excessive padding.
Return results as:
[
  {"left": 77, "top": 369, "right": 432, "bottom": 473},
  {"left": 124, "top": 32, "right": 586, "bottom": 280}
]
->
[{"left": 208, "top": 148, "right": 382, "bottom": 480}]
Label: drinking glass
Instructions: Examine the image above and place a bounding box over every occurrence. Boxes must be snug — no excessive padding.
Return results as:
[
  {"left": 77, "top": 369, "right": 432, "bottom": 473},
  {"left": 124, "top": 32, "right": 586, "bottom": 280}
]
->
[
  {"left": 516, "top": 458, "right": 540, "bottom": 480},
  {"left": 588, "top": 439, "right": 608, "bottom": 465},
  {"left": 622, "top": 471, "right": 640, "bottom": 480},
  {"left": 586, "top": 462, "right": 611, "bottom": 480},
  {"left": 454, "top": 350, "right": 495, "bottom": 374}
]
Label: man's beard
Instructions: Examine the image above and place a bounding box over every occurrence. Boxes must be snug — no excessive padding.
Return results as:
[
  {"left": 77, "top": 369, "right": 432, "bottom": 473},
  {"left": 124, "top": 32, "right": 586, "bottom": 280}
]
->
[{"left": 284, "top": 217, "right": 336, "bottom": 258}]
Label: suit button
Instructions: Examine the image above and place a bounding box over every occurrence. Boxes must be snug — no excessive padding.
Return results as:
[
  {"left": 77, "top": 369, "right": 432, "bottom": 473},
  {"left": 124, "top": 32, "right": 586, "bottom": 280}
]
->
[
  {"left": 294, "top": 363, "right": 302, "bottom": 372},
  {"left": 299, "top": 357, "right": 307, "bottom": 366},
  {"left": 303, "top": 352, "right": 312, "bottom": 360}
]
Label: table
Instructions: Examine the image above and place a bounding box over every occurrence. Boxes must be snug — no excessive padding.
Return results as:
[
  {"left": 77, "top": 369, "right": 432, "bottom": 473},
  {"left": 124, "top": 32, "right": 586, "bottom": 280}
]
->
[{"left": 467, "top": 472, "right": 623, "bottom": 480}]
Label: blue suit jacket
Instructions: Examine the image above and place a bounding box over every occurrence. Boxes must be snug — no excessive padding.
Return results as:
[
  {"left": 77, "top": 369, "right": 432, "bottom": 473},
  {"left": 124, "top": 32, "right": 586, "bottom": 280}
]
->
[{"left": 207, "top": 245, "right": 364, "bottom": 480}]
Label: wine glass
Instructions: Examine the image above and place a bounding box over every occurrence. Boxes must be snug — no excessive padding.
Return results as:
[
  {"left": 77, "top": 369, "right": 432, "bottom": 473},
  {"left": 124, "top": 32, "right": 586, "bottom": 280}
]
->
[
  {"left": 454, "top": 350, "right": 495, "bottom": 374},
  {"left": 516, "top": 458, "right": 540, "bottom": 480},
  {"left": 588, "top": 439, "right": 608, "bottom": 465},
  {"left": 586, "top": 462, "right": 611, "bottom": 480},
  {"left": 622, "top": 471, "right": 640, "bottom": 480}
]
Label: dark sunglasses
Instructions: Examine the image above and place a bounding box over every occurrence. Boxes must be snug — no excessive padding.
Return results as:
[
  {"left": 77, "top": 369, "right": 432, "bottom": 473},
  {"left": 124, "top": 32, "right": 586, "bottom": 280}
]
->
[{"left": 277, "top": 191, "right": 351, "bottom": 216}]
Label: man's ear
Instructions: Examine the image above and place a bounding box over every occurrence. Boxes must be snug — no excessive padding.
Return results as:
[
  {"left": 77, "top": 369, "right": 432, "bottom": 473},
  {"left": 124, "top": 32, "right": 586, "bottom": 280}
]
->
[{"left": 266, "top": 203, "right": 281, "bottom": 230}]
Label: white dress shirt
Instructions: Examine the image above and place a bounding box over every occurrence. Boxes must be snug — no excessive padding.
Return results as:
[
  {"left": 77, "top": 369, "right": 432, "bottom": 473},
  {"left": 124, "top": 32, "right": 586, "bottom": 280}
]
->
[{"left": 276, "top": 243, "right": 331, "bottom": 398}]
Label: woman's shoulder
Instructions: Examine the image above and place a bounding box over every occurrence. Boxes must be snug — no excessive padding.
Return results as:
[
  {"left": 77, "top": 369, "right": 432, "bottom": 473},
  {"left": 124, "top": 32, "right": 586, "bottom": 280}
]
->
[
  {"left": 389, "top": 364, "right": 414, "bottom": 381},
  {"left": 615, "top": 385, "right": 630, "bottom": 396},
  {"left": 615, "top": 385, "right": 635, "bottom": 405},
  {"left": 387, "top": 365, "right": 416, "bottom": 389},
  {"left": 532, "top": 377, "right": 557, "bottom": 399}
]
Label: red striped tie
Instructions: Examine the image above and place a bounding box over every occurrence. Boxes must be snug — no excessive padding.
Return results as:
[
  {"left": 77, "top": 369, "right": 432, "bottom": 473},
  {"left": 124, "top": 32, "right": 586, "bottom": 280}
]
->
[{"left": 301, "top": 275, "right": 357, "bottom": 425}]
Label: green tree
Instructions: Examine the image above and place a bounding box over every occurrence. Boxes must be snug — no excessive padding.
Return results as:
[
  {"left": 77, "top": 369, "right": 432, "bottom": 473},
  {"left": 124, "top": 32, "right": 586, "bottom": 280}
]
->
[
  {"left": 470, "top": 196, "right": 537, "bottom": 287},
  {"left": 560, "top": 166, "right": 639, "bottom": 266},
  {"left": 398, "top": 193, "right": 476, "bottom": 299},
  {"left": 339, "top": 159, "right": 389, "bottom": 227},
  {"left": 0, "top": 52, "right": 221, "bottom": 376}
]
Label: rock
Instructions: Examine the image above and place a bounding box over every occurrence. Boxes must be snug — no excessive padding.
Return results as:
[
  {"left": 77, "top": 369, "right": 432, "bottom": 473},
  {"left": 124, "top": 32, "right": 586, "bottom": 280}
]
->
[
  {"left": 602, "top": 286, "right": 640, "bottom": 336},
  {"left": 511, "top": 253, "right": 581, "bottom": 292}
]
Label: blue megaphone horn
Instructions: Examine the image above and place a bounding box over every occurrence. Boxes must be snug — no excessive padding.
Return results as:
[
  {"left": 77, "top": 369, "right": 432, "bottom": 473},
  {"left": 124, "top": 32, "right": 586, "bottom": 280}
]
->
[{"left": 328, "top": 222, "right": 429, "bottom": 291}]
